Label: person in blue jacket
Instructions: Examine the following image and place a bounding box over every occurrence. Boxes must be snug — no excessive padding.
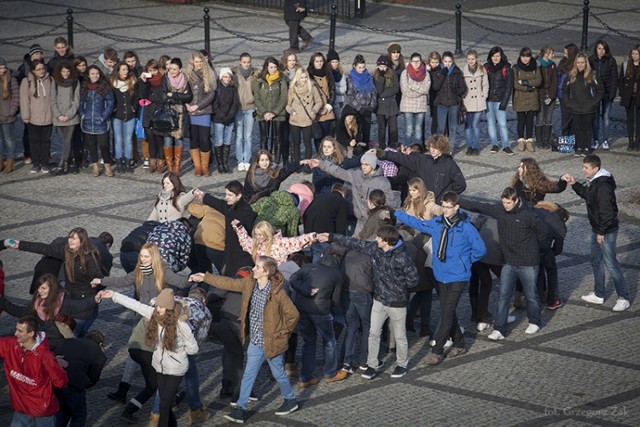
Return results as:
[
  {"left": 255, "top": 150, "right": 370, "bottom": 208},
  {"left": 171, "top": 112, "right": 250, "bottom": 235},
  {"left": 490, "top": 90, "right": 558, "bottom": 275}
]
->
[{"left": 395, "top": 191, "right": 486, "bottom": 366}]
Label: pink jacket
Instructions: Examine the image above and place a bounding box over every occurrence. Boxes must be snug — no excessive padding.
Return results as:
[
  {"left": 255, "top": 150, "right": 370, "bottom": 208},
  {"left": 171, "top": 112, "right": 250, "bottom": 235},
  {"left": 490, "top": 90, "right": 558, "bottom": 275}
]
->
[{"left": 234, "top": 224, "right": 314, "bottom": 265}]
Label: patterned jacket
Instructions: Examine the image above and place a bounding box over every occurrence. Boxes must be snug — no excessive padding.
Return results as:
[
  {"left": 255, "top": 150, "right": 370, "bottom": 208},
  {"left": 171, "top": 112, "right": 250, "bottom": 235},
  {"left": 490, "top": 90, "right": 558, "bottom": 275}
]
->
[
  {"left": 147, "top": 220, "right": 192, "bottom": 272},
  {"left": 234, "top": 223, "right": 314, "bottom": 265},
  {"left": 399, "top": 68, "right": 430, "bottom": 113}
]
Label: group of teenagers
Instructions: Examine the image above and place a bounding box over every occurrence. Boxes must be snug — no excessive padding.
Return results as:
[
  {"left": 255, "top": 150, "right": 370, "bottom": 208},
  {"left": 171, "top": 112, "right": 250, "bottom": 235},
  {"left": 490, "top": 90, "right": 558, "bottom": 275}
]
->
[
  {"left": 2, "top": 37, "right": 640, "bottom": 177},
  {"left": 0, "top": 38, "right": 634, "bottom": 427}
]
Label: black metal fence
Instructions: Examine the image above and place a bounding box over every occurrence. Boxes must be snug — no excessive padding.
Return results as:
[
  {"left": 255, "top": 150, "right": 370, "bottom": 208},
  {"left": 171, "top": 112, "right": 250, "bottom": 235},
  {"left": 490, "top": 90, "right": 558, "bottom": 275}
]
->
[{"left": 222, "top": 0, "right": 352, "bottom": 19}]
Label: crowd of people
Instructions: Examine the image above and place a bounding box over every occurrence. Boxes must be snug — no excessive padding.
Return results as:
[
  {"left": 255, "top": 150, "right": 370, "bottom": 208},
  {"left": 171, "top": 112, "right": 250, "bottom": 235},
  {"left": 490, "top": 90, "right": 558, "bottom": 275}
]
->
[{"left": 0, "top": 35, "right": 634, "bottom": 427}]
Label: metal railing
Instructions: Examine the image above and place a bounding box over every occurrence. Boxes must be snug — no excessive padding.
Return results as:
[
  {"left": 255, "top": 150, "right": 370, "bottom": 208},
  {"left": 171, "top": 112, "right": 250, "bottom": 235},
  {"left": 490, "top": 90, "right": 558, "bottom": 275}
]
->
[{"left": 222, "top": 0, "right": 352, "bottom": 19}]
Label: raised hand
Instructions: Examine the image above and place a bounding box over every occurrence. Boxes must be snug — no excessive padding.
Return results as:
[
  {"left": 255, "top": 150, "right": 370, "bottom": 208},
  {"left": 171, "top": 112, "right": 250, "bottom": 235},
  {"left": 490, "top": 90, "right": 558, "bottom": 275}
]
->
[{"left": 189, "top": 273, "right": 205, "bottom": 282}]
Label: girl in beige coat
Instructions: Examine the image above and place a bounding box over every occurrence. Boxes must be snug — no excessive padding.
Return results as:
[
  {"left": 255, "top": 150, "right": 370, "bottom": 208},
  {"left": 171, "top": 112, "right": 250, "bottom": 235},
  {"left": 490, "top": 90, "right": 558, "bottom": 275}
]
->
[
  {"left": 20, "top": 59, "right": 53, "bottom": 173},
  {"left": 462, "top": 50, "right": 489, "bottom": 156},
  {"left": 286, "top": 68, "right": 323, "bottom": 163}
]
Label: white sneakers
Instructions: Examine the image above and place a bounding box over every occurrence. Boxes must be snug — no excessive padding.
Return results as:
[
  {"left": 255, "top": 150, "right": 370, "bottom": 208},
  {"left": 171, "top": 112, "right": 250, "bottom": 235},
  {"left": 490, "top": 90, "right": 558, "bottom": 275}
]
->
[
  {"left": 581, "top": 292, "right": 605, "bottom": 305},
  {"left": 237, "top": 163, "right": 250, "bottom": 172},
  {"left": 488, "top": 331, "right": 504, "bottom": 341},
  {"left": 477, "top": 322, "right": 489, "bottom": 332},
  {"left": 612, "top": 298, "right": 631, "bottom": 312},
  {"left": 525, "top": 324, "right": 540, "bottom": 335}
]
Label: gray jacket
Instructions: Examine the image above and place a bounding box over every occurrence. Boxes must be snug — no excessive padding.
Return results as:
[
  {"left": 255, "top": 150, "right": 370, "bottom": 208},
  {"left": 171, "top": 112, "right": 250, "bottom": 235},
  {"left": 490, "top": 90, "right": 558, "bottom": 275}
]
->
[{"left": 50, "top": 82, "right": 80, "bottom": 126}]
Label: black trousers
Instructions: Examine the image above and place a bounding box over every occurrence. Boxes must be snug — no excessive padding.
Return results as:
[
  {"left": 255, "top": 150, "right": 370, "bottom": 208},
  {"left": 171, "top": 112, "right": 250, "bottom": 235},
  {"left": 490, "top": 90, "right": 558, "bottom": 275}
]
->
[
  {"left": 625, "top": 101, "right": 640, "bottom": 147},
  {"left": 70, "top": 125, "right": 84, "bottom": 166},
  {"left": 517, "top": 111, "right": 535, "bottom": 139},
  {"left": 470, "top": 262, "right": 502, "bottom": 323},
  {"left": 127, "top": 349, "right": 157, "bottom": 413},
  {"left": 376, "top": 114, "right": 398, "bottom": 148},
  {"left": 84, "top": 132, "right": 111, "bottom": 163},
  {"left": 157, "top": 373, "right": 182, "bottom": 427},
  {"left": 432, "top": 281, "right": 466, "bottom": 355},
  {"left": 360, "top": 109, "right": 373, "bottom": 145},
  {"left": 209, "top": 318, "right": 243, "bottom": 400},
  {"left": 55, "top": 385, "right": 86, "bottom": 427},
  {"left": 571, "top": 113, "right": 595, "bottom": 151},
  {"left": 146, "top": 129, "right": 163, "bottom": 159},
  {"left": 290, "top": 124, "right": 312, "bottom": 162},
  {"left": 259, "top": 120, "right": 285, "bottom": 163},
  {"left": 189, "top": 124, "right": 210, "bottom": 152},
  {"left": 27, "top": 123, "right": 52, "bottom": 168},
  {"left": 285, "top": 19, "right": 311, "bottom": 49}
]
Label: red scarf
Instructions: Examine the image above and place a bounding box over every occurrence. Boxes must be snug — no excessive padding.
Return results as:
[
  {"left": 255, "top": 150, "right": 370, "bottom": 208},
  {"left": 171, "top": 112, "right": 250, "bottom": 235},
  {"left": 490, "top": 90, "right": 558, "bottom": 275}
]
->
[
  {"left": 148, "top": 72, "right": 162, "bottom": 87},
  {"left": 86, "top": 82, "right": 97, "bottom": 91},
  {"left": 407, "top": 63, "right": 427, "bottom": 82}
]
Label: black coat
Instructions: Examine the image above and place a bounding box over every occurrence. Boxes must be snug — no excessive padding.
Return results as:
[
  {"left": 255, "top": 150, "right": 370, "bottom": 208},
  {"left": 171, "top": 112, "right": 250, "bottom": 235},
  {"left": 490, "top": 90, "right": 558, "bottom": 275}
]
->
[
  {"left": 284, "top": 0, "right": 307, "bottom": 20},
  {"left": 303, "top": 191, "right": 349, "bottom": 234},
  {"left": 202, "top": 193, "right": 256, "bottom": 275},
  {"left": 589, "top": 55, "right": 618, "bottom": 99},
  {"left": 374, "top": 71, "right": 400, "bottom": 117},
  {"left": 212, "top": 82, "right": 240, "bottom": 125},
  {"left": 432, "top": 65, "right": 467, "bottom": 107},
  {"left": 571, "top": 172, "right": 619, "bottom": 235},
  {"left": 484, "top": 61, "right": 514, "bottom": 109},
  {"left": 54, "top": 337, "right": 107, "bottom": 390},
  {"left": 562, "top": 72, "right": 604, "bottom": 115},
  {"left": 618, "top": 61, "right": 640, "bottom": 109},
  {"left": 289, "top": 254, "right": 343, "bottom": 316}
]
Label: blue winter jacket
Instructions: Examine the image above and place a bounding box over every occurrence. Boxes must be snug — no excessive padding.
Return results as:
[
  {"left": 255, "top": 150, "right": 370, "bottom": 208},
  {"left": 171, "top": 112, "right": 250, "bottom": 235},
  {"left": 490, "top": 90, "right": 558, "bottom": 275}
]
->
[
  {"left": 79, "top": 87, "right": 115, "bottom": 134},
  {"left": 395, "top": 210, "right": 486, "bottom": 284}
]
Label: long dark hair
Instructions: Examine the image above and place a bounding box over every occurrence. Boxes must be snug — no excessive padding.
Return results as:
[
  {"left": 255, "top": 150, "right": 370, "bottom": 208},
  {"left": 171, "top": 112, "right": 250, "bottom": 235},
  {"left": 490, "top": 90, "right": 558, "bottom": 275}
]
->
[
  {"left": 52, "top": 61, "right": 77, "bottom": 86},
  {"left": 560, "top": 43, "right": 579, "bottom": 73},
  {"left": 260, "top": 56, "right": 281, "bottom": 81},
  {"left": 592, "top": 39, "right": 612, "bottom": 60},
  {"left": 156, "top": 172, "right": 187, "bottom": 212},
  {"left": 31, "top": 274, "right": 64, "bottom": 321},
  {"left": 64, "top": 227, "right": 100, "bottom": 284},
  {"left": 82, "top": 65, "right": 109, "bottom": 96},
  {"left": 486, "top": 46, "right": 508, "bottom": 67}
]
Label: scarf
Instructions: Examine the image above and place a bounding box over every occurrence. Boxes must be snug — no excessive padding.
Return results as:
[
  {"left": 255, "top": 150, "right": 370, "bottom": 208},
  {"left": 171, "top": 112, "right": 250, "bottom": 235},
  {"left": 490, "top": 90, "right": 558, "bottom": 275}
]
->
[
  {"left": 467, "top": 64, "right": 478, "bottom": 75},
  {"left": 140, "top": 264, "right": 153, "bottom": 275},
  {"left": 320, "top": 152, "right": 338, "bottom": 164},
  {"left": 239, "top": 67, "right": 252, "bottom": 79},
  {"left": 113, "top": 79, "right": 128, "bottom": 92},
  {"left": 265, "top": 71, "right": 280, "bottom": 86},
  {"left": 86, "top": 82, "right": 97, "bottom": 91},
  {"left": 34, "top": 292, "right": 64, "bottom": 321},
  {"left": 331, "top": 69, "right": 342, "bottom": 83},
  {"left": 59, "top": 77, "right": 77, "bottom": 88},
  {"left": 407, "top": 63, "right": 427, "bottom": 82},
  {"left": 311, "top": 67, "right": 326, "bottom": 78},
  {"left": 148, "top": 72, "right": 162, "bottom": 87},
  {"left": 253, "top": 166, "right": 271, "bottom": 189},
  {"left": 293, "top": 82, "right": 310, "bottom": 97},
  {"left": 517, "top": 58, "right": 537, "bottom": 72},
  {"left": 168, "top": 72, "right": 185, "bottom": 91},
  {"left": 437, "top": 212, "right": 462, "bottom": 261},
  {"left": 537, "top": 57, "right": 554, "bottom": 68},
  {"left": 447, "top": 64, "right": 457, "bottom": 76},
  {"left": 349, "top": 68, "right": 374, "bottom": 94}
]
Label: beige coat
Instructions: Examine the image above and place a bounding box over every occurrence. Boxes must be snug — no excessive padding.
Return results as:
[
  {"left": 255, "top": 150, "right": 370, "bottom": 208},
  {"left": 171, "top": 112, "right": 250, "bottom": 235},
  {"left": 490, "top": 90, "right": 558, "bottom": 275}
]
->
[
  {"left": 232, "top": 66, "right": 259, "bottom": 111},
  {"left": 20, "top": 73, "right": 53, "bottom": 126},
  {"left": 462, "top": 66, "right": 489, "bottom": 113},
  {"left": 286, "top": 84, "right": 323, "bottom": 128},
  {"left": 188, "top": 202, "right": 226, "bottom": 251}
]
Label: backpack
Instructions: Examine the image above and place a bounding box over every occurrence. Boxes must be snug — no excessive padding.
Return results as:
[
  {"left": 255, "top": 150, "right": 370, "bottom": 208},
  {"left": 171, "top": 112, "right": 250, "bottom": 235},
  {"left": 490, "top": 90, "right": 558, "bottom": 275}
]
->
[{"left": 175, "top": 296, "right": 212, "bottom": 343}]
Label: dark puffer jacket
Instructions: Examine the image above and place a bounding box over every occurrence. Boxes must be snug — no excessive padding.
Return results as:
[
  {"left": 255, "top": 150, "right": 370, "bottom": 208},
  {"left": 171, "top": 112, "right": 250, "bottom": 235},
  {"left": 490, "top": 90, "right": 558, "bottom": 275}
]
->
[
  {"left": 589, "top": 55, "right": 618, "bottom": 100},
  {"left": 79, "top": 85, "right": 115, "bottom": 134},
  {"left": 484, "top": 61, "right": 513, "bottom": 109},
  {"left": 212, "top": 82, "right": 240, "bottom": 125},
  {"left": 289, "top": 253, "right": 344, "bottom": 315},
  {"left": 571, "top": 169, "right": 619, "bottom": 235},
  {"left": 432, "top": 65, "right": 467, "bottom": 107},
  {"left": 330, "top": 234, "right": 418, "bottom": 308}
]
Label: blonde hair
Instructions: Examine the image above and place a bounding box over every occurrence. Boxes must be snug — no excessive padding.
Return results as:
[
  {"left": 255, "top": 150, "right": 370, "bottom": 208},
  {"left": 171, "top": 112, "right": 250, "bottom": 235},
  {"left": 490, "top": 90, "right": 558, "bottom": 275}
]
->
[
  {"left": 291, "top": 67, "right": 313, "bottom": 93},
  {"left": 134, "top": 243, "right": 166, "bottom": 297},
  {"left": 569, "top": 52, "right": 595, "bottom": 84},
  {"left": 316, "top": 136, "right": 345, "bottom": 164},
  {"left": 186, "top": 51, "right": 216, "bottom": 93},
  {"left": 251, "top": 221, "right": 275, "bottom": 261},
  {"left": 402, "top": 178, "right": 435, "bottom": 219}
]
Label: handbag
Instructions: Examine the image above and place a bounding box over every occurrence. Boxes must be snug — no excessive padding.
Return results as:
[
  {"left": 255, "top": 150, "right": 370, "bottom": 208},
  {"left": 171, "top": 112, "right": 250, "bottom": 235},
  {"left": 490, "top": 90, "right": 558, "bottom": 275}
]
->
[
  {"left": 149, "top": 104, "right": 178, "bottom": 133},
  {"left": 557, "top": 135, "right": 576, "bottom": 153},
  {"left": 457, "top": 105, "right": 467, "bottom": 125},
  {"left": 135, "top": 105, "right": 146, "bottom": 139},
  {"left": 294, "top": 91, "right": 323, "bottom": 140}
]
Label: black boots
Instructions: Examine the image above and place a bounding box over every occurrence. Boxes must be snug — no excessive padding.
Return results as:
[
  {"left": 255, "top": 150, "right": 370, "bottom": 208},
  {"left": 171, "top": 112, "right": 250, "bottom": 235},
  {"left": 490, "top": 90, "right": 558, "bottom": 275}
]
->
[
  {"left": 221, "top": 145, "right": 231, "bottom": 173},
  {"left": 214, "top": 146, "right": 224, "bottom": 174},
  {"left": 107, "top": 381, "right": 130, "bottom": 404},
  {"left": 52, "top": 160, "right": 68, "bottom": 175}
]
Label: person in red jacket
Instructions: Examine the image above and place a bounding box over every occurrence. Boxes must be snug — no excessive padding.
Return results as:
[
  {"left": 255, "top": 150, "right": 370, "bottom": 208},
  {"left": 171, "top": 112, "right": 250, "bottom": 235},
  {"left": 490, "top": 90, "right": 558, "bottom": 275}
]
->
[{"left": 0, "top": 315, "right": 68, "bottom": 426}]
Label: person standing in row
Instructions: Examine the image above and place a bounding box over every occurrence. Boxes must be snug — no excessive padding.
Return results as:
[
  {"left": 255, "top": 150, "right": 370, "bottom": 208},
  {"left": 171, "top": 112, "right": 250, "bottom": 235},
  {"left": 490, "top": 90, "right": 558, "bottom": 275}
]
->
[
  {"left": 286, "top": 68, "right": 323, "bottom": 163},
  {"left": 50, "top": 62, "right": 80, "bottom": 175},
  {"left": 373, "top": 55, "right": 400, "bottom": 149},
  {"left": 512, "top": 47, "right": 541, "bottom": 153},
  {"left": 535, "top": 46, "right": 558, "bottom": 151},
  {"left": 233, "top": 53, "right": 258, "bottom": 172},
  {"left": 462, "top": 50, "right": 488, "bottom": 156},
  {"left": 589, "top": 40, "right": 617, "bottom": 151},
  {"left": 308, "top": 52, "right": 335, "bottom": 150},
  {"left": 345, "top": 54, "right": 376, "bottom": 145},
  {"left": 485, "top": 46, "right": 514, "bottom": 155},
  {"left": 254, "top": 57, "right": 288, "bottom": 165},
  {"left": 20, "top": 59, "right": 53, "bottom": 173},
  {"left": 110, "top": 61, "right": 138, "bottom": 174},
  {"left": 400, "top": 52, "right": 430, "bottom": 147},
  {"left": 212, "top": 67, "right": 240, "bottom": 174},
  {"left": 0, "top": 57, "right": 21, "bottom": 173},
  {"left": 432, "top": 51, "right": 467, "bottom": 153},
  {"left": 618, "top": 44, "right": 640, "bottom": 151}
]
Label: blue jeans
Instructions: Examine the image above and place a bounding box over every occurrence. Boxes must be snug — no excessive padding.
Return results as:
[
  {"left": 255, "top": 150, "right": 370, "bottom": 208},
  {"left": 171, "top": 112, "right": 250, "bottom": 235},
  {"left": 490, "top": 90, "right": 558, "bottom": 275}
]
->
[
  {"left": 342, "top": 290, "right": 372, "bottom": 366},
  {"left": 437, "top": 105, "right": 459, "bottom": 150},
  {"left": 403, "top": 112, "right": 425, "bottom": 145},
  {"left": 55, "top": 385, "right": 87, "bottom": 427},
  {"left": 486, "top": 101, "right": 509, "bottom": 148},
  {"left": 299, "top": 312, "right": 338, "bottom": 380},
  {"left": 163, "top": 136, "right": 183, "bottom": 148},
  {"left": 74, "top": 305, "right": 98, "bottom": 338},
  {"left": 235, "top": 109, "right": 255, "bottom": 164},
  {"left": 310, "top": 241, "right": 330, "bottom": 263},
  {"left": 112, "top": 118, "right": 135, "bottom": 159},
  {"left": 213, "top": 122, "right": 234, "bottom": 148},
  {"left": 0, "top": 122, "right": 16, "bottom": 158},
  {"left": 236, "top": 343, "right": 294, "bottom": 410},
  {"left": 11, "top": 412, "right": 55, "bottom": 427},
  {"left": 464, "top": 111, "right": 482, "bottom": 149},
  {"left": 494, "top": 264, "right": 540, "bottom": 335},
  {"left": 591, "top": 230, "right": 628, "bottom": 300},
  {"left": 593, "top": 97, "right": 612, "bottom": 142}
]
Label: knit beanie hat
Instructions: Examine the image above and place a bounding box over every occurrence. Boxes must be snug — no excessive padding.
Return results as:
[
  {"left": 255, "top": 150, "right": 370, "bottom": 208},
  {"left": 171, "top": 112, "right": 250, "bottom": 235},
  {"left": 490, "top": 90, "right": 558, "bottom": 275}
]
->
[
  {"left": 29, "top": 44, "right": 44, "bottom": 57},
  {"left": 156, "top": 289, "right": 176, "bottom": 310},
  {"left": 387, "top": 43, "right": 402, "bottom": 54},
  {"left": 219, "top": 67, "right": 233, "bottom": 78},
  {"left": 0, "top": 57, "right": 6, "bottom": 67},
  {"left": 327, "top": 49, "right": 340, "bottom": 62},
  {"left": 360, "top": 151, "right": 378, "bottom": 169},
  {"left": 376, "top": 55, "right": 392, "bottom": 67}
]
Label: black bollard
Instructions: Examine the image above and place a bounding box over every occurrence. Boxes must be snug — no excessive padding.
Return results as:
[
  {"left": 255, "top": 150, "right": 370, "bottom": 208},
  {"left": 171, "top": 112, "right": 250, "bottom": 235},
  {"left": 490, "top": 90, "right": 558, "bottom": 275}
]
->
[
  {"left": 581, "top": 0, "right": 589, "bottom": 51},
  {"left": 455, "top": 4, "right": 462, "bottom": 55},
  {"left": 329, "top": 3, "right": 337, "bottom": 51},
  {"left": 66, "top": 9, "right": 74, "bottom": 48},
  {"left": 203, "top": 8, "right": 210, "bottom": 55}
]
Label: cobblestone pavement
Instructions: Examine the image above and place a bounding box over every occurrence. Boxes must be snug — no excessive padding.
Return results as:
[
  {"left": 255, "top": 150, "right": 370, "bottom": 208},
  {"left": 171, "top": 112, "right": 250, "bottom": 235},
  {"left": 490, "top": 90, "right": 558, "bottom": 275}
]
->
[{"left": 0, "top": 1, "right": 639, "bottom": 426}]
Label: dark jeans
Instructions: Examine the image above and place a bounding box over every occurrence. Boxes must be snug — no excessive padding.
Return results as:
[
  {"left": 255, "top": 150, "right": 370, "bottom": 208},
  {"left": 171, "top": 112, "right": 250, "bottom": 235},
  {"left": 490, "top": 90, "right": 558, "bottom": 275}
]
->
[
  {"left": 432, "top": 281, "right": 466, "bottom": 355},
  {"left": 157, "top": 373, "right": 182, "bottom": 427},
  {"left": 189, "top": 124, "right": 210, "bottom": 152},
  {"left": 298, "top": 312, "right": 339, "bottom": 380},
  {"left": 559, "top": 97, "right": 572, "bottom": 135},
  {"left": 517, "top": 111, "right": 535, "bottom": 139},
  {"left": 285, "top": 19, "right": 311, "bottom": 50},
  {"left": 407, "top": 289, "right": 434, "bottom": 329},
  {"left": 127, "top": 348, "right": 157, "bottom": 413},
  {"left": 27, "top": 123, "right": 52, "bottom": 168},
  {"left": 70, "top": 125, "right": 84, "bottom": 166},
  {"left": 55, "top": 385, "right": 86, "bottom": 427},
  {"left": 342, "top": 290, "right": 372, "bottom": 366},
  {"left": 470, "top": 262, "right": 501, "bottom": 323},
  {"left": 146, "top": 129, "right": 163, "bottom": 159},
  {"left": 625, "top": 101, "right": 640, "bottom": 147},
  {"left": 571, "top": 113, "right": 595, "bottom": 151},
  {"left": 209, "top": 318, "right": 243, "bottom": 400},
  {"left": 194, "top": 244, "right": 225, "bottom": 275},
  {"left": 290, "top": 124, "right": 312, "bottom": 162},
  {"left": 85, "top": 132, "right": 111, "bottom": 163},
  {"left": 537, "top": 249, "right": 558, "bottom": 305},
  {"left": 359, "top": 109, "right": 373, "bottom": 145},
  {"left": 376, "top": 114, "right": 398, "bottom": 148}
]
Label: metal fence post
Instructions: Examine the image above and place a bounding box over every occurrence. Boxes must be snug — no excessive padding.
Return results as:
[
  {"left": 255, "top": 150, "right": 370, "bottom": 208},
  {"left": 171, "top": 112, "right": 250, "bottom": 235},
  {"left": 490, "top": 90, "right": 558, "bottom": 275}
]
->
[
  {"left": 203, "top": 8, "right": 210, "bottom": 54},
  {"left": 581, "top": 0, "right": 589, "bottom": 51},
  {"left": 455, "top": 4, "right": 462, "bottom": 55},
  {"left": 329, "top": 3, "right": 337, "bottom": 51},
  {"left": 66, "top": 9, "right": 74, "bottom": 48}
]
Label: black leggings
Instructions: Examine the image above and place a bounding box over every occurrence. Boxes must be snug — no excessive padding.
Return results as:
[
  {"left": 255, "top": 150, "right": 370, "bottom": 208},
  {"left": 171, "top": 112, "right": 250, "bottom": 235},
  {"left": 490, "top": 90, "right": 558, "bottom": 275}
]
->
[
  {"left": 376, "top": 114, "right": 398, "bottom": 148},
  {"left": 128, "top": 349, "right": 157, "bottom": 411},
  {"left": 157, "top": 373, "right": 182, "bottom": 427},
  {"left": 517, "top": 111, "right": 535, "bottom": 139},
  {"left": 146, "top": 129, "right": 163, "bottom": 159},
  {"left": 626, "top": 101, "right": 640, "bottom": 146},
  {"left": 571, "top": 113, "right": 594, "bottom": 151},
  {"left": 27, "top": 123, "right": 52, "bottom": 167},
  {"left": 70, "top": 126, "right": 84, "bottom": 166},
  {"left": 290, "top": 125, "right": 312, "bottom": 162},
  {"left": 84, "top": 132, "right": 111, "bottom": 163},
  {"left": 189, "top": 124, "right": 210, "bottom": 152}
]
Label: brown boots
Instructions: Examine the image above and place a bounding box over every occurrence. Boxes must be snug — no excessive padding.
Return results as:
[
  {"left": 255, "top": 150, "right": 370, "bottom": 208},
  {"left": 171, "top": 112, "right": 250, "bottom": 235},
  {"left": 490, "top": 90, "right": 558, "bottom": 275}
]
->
[
  {"left": 200, "top": 151, "right": 210, "bottom": 177},
  {"left": 173, "top": 146, "right": 183, "bottom": 176},
  {"left": 189, "top": 149, "right": 202, "bottom": 176},
  {"left": 91, "top": 163, "right": 100, "bottom": 177},
  {"left": 163, "top": 147, "right": 174, "bottom": 173},
  {"left": 2, "top": 158, "right": 15, "bottom": 173}
]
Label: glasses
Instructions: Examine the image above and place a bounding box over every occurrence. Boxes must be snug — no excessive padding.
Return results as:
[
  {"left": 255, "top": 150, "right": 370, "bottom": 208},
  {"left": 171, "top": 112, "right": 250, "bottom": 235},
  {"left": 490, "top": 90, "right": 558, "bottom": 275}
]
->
[
  {"left": 390, "top": 51, "right": 400, "bottom": 54},
  {"left": 441, "top": 204, "right": 456, "bottom": 209}
]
